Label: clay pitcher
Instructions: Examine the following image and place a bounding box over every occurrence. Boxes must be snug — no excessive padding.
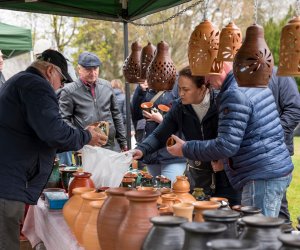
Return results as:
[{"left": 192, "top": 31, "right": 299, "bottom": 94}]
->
[
  {"left": 68, "top": 172, "right": 95, "bottom": 198},
  {"left": 73, "top": 192, "right": 106, "bottom": 245},
  {"left": 117, "top": 190, "right": 161, "bottom": 250},
  {"left": 62, "top": 187, "right": 95, "bottom": 232},
  {"left": 98, "top": 187, "right": 130, "bottom": 250},
  {"left": 193, "top": 201, "right": 221, "bottom": 222},
  {"left": 82, "top": 200, "right": 105, "bottom": 250},
  {"left": 172, "top": 176, "right": 196, "bottom": 203}
]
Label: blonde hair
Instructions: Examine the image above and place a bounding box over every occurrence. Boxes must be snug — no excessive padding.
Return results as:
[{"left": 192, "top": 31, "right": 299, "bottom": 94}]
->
[{"left": 111, "top": 79, "right": 124, "bottom": 93}]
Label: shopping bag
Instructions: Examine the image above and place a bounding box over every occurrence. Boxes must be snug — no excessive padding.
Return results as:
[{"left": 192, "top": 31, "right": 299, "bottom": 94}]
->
[{"left": 82, "top": 145, "right": 133, "bottom": 187}]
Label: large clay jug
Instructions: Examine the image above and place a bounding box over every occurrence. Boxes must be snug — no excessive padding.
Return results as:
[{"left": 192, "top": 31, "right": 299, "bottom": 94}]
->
[
  {"left": 172, "top": 176, "right": 196, "bottom": 203},
  {"left": 98, "top": 187, "right": 130, "bottom": 250},
  {"left": 68, "top": 172, "right": 95, "bottom": 198},
  {"left": 82, "top": 200, "right": 105, "bottom": 250},
  {"left": 74, "top": 192, "right": 106, "bottom": 245},
  {"left": 117, "top": 190, "right": 161, "bottom": 250},
  {"left": 62, "top": 187, "right": 95, "bottom": 232}
]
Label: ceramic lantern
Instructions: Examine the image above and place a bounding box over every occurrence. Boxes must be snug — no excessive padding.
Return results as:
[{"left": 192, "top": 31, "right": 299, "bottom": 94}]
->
[
  {"left": 123, "top": 41, "right": 142, "bottom": 83},
  {"left": 233, "top": 23, "right": 274, "bottom": 87},
  {"left": 140, "top": 42, "right": 156, "bottom": 81}
]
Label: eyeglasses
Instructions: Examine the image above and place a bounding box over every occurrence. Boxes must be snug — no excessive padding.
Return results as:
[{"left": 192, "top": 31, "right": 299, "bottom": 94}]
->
[{"left": 53, "top": 66, "right": 67, "bottom": 84}]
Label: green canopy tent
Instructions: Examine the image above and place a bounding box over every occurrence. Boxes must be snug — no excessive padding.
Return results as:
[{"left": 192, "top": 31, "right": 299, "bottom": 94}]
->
[
  {"left": 0, "top": 0, "right": 193, "bottom": 147},
  {"left": 0, "top": 22, "right": 32, "bottom": 58}
]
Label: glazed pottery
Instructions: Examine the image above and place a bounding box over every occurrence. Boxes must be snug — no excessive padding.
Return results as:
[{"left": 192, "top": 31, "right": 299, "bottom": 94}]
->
[
  {"left": 142, "top": 216, "right": 187, "bottom": 250},
  {"left": 192, "top": 187, "right": 206, "bottom": 200},
  {"left": 82, "top": 200, "right": 105, "bottom": 250},
  {"left": 203, "top": 210, "right": 240, "bottom": 238},
  {"left": 140, "top": 42, "right": 156, "bottom": 81},
  {"left": 207, "top": 239, "right": 259, "bottom": 250},
  {"left": 73, "top": 192, "right": 106, "bottom": 245},
  {"left": 181, "top": 222, "right": 227, "bottom": 250},
  {"left": 193, "top": 201, "right": 220, "bottom": 222},
  {"left": 117, "top": 190, "right": 160, "bottom": 250},
  {"left": 68, "top": 172, "right": 95, "bottom": 198},
  {"left": 240, "top": 216, "right": 285, "bottom": 249},
  {"left": 278, "top": 234, "right": 300, "bottom": 250},
  {"left": 172, "top": 202, "right": 194, "bottom": 222},
  {"left": 62, "top": 187, "right": 95, "bottom": 232},
  {"left": 98, "top": 187, "right": 130, "bottom": 250},
  {"left": 123, "top": 41, "right": 142, "bottom": 83},
  {"left": 172, "top": 176, "right": 196, "bottom": 203}
]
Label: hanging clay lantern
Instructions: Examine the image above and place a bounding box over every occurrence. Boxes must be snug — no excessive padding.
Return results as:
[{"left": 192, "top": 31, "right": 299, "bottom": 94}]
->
[
  {"left": 209, "top": 59, "right": 224, "bottom": 75},
  {"left": 233, "top": 24, "right": 274, "bottom": 87},
  {"left": 140, "top": 42, "right": 156, "bottom": 81},
  {"left": 123, "top": 41, "right": 142, "bottom": 83},
  {"left": 146, "top": 41, "right": 176, "bottom": 91},
  {"left": 277, "top": 16, "right": 300, "bottom": 76},
  {"left": 188, "top": 19, "right": 220, "bottom": 76},
  {"left": 217, "top": 21, "right": 242, "bottom": 61}
]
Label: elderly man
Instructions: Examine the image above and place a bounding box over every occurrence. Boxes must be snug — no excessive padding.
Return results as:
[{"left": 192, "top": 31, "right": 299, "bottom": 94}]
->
[
  {"left": 0, "top": 50, "right": 5, "bottom": 88},
  {"left": 59, "top": 51, "right": 127, "bottom": 151},
  {"left": 0, "top": 49, "right": 107, "bottom": 250}
]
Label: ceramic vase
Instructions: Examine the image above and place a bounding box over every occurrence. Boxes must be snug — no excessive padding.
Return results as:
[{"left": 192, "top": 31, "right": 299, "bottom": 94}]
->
[
  {"left": 172, "top": 176, "right": 196, "bottom": 203},
  {"left": 98, "top": 187, "right": 130, "bottom": 250},
  {"left": 117, "top": 190, "right": 160, "bottom": 250},
  {"left": 193, "top": 201, "right": 220, "bottom": 222},
  {"left": 62, "top": 187, "right": 95, "bottom": 232},
  {"left": 142, "top": 216, "right": 187, "bottom": 250},
  {"left": 68, "top": 172, "right": 95, "bottom": 198}
]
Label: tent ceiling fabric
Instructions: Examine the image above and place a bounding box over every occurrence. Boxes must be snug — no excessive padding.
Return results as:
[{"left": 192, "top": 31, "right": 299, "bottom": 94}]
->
[
  {"left": 0, "top": 0, "right": 191, "bottom": 21},
  {"left": 0, "top": 22, "right": 32, "bottom": 58}
]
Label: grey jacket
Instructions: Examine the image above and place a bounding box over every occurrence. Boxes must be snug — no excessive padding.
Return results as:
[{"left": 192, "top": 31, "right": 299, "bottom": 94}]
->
[{"left": 59, "top": 78, "right": 127, "bottom": 149}]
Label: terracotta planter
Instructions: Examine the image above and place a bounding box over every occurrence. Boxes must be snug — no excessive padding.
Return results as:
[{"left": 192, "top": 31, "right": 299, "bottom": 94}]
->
[
  {"left": 82, "top": 200, "right": 105, "bottom": 250},
  {"left": 62, "top": 187, "right": 95, "bottom": 232},
  {"left": 172, "top": 176, "right": 196, "bottom": 203},
  {"left": 117, "top": 190, "right": 160, "bottom": 250},
  {"left": 193, "top": 201, "right": 220, "bottom": 222},
  {"left": 68, "top": 172, "right": 95, "bottom": 198},
  {"left": 98, "top": 187, "right": 130, "bottom": 250},
  {"left": 74, "top": 192, "right": 106, "bottom": 245}
]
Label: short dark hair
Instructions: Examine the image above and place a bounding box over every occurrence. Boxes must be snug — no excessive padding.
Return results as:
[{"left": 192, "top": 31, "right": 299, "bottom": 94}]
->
[{"left": 178, "top": 66, "right": 206, "bottom": 88}]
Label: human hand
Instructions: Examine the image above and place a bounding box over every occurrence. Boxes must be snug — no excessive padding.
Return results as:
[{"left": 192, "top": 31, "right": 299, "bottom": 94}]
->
[
  {"left": 142, "top": 109, "right": 163, "bottom": 123},
  {"left": 131, "top": 149, "right": 144, "bottom": 160},
  {"left": 211, "top": 160, "right": 224, "bottom": 172},
  {"left": 166, "top": 134, "right": 185, "bottom": 157},
  {"left": 86, "top": 126, "right": 108, "bottom": 147}
]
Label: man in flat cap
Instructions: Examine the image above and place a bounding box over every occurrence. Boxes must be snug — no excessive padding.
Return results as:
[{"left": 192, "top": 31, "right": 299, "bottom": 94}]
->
[
  {"left": 0, "top": 50, "right": 5, "bottom": 88},
  {"left": 59, "top": 51, "right": 127, "bottom": 151},
  {"left": 0, "top": 49, "right": 107, "bottom": 250}
]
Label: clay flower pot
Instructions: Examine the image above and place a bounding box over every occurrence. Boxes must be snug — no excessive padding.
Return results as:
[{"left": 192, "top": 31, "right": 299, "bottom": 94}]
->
[
  {"left": 68, "top": 172, "right": 95, "bottom": 198},
  {"left": 193, "top": 201, "right": 221, "bottom": 222}
]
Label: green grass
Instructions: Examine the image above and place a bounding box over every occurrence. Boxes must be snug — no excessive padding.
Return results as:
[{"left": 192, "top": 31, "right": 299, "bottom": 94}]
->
[{"left": 288, "top": 136, "right": 300, "bottom": 228}]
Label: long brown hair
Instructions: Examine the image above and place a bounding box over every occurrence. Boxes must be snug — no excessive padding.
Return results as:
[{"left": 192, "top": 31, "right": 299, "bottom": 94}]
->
[{"left": 178, "top": 66, "right": 207, "bottom": 88}]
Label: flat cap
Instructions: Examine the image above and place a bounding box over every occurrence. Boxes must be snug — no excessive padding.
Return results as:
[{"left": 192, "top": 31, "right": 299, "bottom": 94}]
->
[{"left": 78, "top": 52, "right": 101, "bottom": 67}]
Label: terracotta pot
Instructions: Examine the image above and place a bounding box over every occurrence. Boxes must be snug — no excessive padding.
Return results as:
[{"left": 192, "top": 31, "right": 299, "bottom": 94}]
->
[
  {"left": 142, "top": 216, "right": 187, "bottom": 250},
  {"left": 161, "top": 193, "right": 181, "bottom": 213},
  {"left": 98, "top": 187, "right": 130, "bottom": 250},
  {"left": 74, "top": 192, "right": 106, "bottom": 245},
  {"left": 172, "top": 176, "right": 196, "bottom": 203},
  {"left": 121, "top": 177, "right": 135, "bottom": 188},
  {"left": 140, "top": 101, "right": 153, "bottom": 113},
  {"left": 172, "top": 202, "right": 194, "bottom": 222},
  {"left": 157, "top": 104, "right": 170, "bottom": 115},
  {"left": 210, "top": 197, "right": 229, "bottom": 208},
  {"left": 82, "top": 200, "right": 105, "bottom": 250},
  {"left": 123, "top": 41, "right": 142, "bottom": 83},
  {"left": 181, "top": 222, "right": 227, "bottom": 250},
  {"left": 278, "top": 234, "right": 300, "bottom": 250},
  {"left": 140, "top": 42, "right": 156, "bottom": 81},
  {"left": 117, "top": 190, "right": 161, "bottom": 250},
  {"left": 207, "top": 239, "right": 259, "bottom": 250},
  {"left": 62, "top": 187, "right": 95, "bottom": 232},
  {"left": 68, "top": 172, "right": 95, "bottom": 198},
  {"left": 193, "top": 201, "right": 220, "bottom": 222}
]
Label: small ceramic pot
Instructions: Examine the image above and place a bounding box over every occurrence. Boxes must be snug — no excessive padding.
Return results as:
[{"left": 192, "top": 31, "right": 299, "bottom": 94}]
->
[
  {"left": 172, "top": 202, "right": 194, "bottom": 222},
  {"left": 68, "top": 172, "right": 95, "bottom": 198},
  {"left": 140, "top": 101, "right": 153, "bottom": 113},
  {"left": 157, "top": 104, "right": 170, "bottom": 115}
]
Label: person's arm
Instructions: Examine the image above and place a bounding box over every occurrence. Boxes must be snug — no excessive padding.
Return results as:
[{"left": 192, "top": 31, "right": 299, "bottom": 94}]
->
[
  {"left": 58, "top": 87, "right": 77, "bottom": 129},
  {"left": 131, "top": 85, "right": 147, "bottom": 121}
]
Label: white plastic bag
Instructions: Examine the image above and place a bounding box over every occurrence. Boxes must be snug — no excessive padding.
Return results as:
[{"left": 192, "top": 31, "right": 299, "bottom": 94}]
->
[{"left": 81, "top": 145, "right": 133, "bottom": 187}]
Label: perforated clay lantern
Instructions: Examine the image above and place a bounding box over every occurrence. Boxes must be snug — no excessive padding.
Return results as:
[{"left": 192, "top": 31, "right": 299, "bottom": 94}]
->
[
  {"left": 277, "top": 16, "right": 300, "bottom": 76},
  {"left": 140, "top": 42, "right": 156, "bottom": 81},
  {"left": 233, "top": 24, "right": 274, "bottom": 87},
  {"left": 146, "top": 41, "right": 176, "bottom": 91},
  {"left": 123, "top": 41, "right": 142, "bottom": 83},
  {"left": 188, "top": 19, "right": 220, "bottom": 76}
]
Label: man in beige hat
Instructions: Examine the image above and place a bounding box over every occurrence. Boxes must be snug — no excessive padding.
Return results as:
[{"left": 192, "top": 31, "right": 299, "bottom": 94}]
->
[{"left": 0, "top": 50, "right": 5, "bottom": 88}]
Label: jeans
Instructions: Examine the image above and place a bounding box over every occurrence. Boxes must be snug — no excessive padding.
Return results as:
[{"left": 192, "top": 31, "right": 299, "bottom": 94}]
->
[
  {"left": 241, "top": 173, "right": 292, "bottom": 217},
  {"left": 146, "top": 162, "right": 186, "bottom": 184}
]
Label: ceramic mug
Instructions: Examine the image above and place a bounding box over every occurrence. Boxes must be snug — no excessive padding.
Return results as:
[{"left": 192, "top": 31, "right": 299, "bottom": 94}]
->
[
  {"left": 140, "top": 101, "right": 154, "bottom": 113},
  {"left": 157, "top": 104, "right": 170, "bottom": 115}
]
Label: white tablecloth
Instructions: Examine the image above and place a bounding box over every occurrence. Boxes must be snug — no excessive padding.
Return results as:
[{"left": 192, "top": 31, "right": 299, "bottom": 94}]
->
[{"left": 22, "top": 199, "right": 83, "bottom": 250}]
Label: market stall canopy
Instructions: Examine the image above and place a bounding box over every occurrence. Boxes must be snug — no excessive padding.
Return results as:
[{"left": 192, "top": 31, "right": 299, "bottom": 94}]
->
[
  {"left": 0, "top": 0, "right": 191, "bottom": 21},
  {"left": 0, "top": 22, "right": 32, "bottom": 58}
]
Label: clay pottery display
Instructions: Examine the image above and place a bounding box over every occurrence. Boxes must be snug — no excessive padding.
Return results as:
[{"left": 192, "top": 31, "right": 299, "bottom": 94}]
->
[
  {"left": 140, "top": 42, "right": 156, "bottom": 81},
  {"left": 141, "top": 174, "right": 154, "bottom": 187},
  {"left": 45, "top": 158, "right": 61, "bottom": 188},
  {"left": 172, "top": 176, "right": 196, "bottom": 203},
  {"left": 62, "top": 187, "right": 95, "bottom": 232},
  {"left": 123, "top": 41, "right": 142, "bottom": 83},
  {"left": 181, "top": 222, "right": 227, "bottom": 250},
  {"left": 146, "top": 41, "right": 176, "bottom": 91},
  {"left": 188, "top": 19, "right": 220, "bottom": 76},
  {"left": 203, "top": 210, "right": 240, "bottom": 238},
  {"left": 210, "top": 197, "right": 229, "bottom": 209},
  {"left": 233, "top": 23, "right": 274, "bottom": 87},
  {"left": 207, "top": 239, "right": 259, "bottom": 250},
  {"left": 74, "top": 192, "right": 106, "bottom": 245},
  {"left": 158, "top": 204, "right": 173, "bottom": 216},
  {"left": 161, "top": 193, "right": 181, "bottom": 213},
  {"left": 278, "top": 16, "right": 300, "bottom": 76},
  {"left": 142, "top": 216, "right": 187, "bottom": 250},
  {"left": 193, "top": 201, "right": 221, "bottom": 222},
  {"left": 240, "top": 206, "right": 262, "bottom": 217},
  {"left": 68, "top": 172, "right": 95, "bottom": 198},
  {"left": 82, "top": 200, "right": 105, "bottom": 250},
  {"left": 121, "top": 177, "right": 135, "bottom": 188},
  {"left": 278, "top": 234, "right": 300, "bottom": 250},
  {"left": 98, "top": 187, "right": 130, "bottom": 250},
  {"left": 240, "top": 216, "right": 285, "bottom": 249},
  {"left": 172, "top": 202, "right": 194, "bottom": 222},
  {"left": 117, "top": 190, "right": 160, "bottom": 250},
  {"left": 217, "top": 21, "right": 243, "bottom": 61}
]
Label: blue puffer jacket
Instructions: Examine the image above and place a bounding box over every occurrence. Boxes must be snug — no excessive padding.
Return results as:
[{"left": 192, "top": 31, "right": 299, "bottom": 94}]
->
[{"left": 182, "top": 72, "right": 294, "bottom": 190}]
